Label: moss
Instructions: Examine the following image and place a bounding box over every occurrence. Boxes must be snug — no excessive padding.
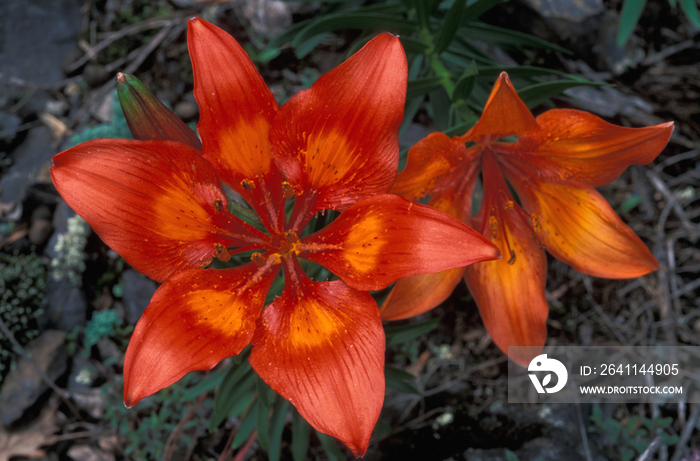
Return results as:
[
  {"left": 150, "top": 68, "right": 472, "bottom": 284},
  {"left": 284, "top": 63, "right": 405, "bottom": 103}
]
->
[{"left": 0, "top": 252, "right": 47, "bottom": 383}]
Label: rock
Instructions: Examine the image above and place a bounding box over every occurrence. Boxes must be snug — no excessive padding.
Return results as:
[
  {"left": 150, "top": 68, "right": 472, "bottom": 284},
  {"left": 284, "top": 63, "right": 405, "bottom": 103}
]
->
[
  {"left": 67, "top": 444, "right": 115, "bottom": 461},
  {"left": 0, "top": 126, "right": 55, "bottom": 205},
  {"left": 173, "top": 100, "right": 199, "bottom": 121},
  {"left": 522, "top": 0, "right": 604, "bottom": 41},
  {"left": 0, "top": 330, "right": 68, "bottom": 427},
  {"left": 237, "top": 0, "right": 292, "bottom": 38},
  {"left": 0, "top": 0, "right": 83, "bottom": 124},
  {"left": 39, "top": 276, "right": 87, "bottom": 333},
  {"left": 82, "top": 63, "right": 110, "bottom": 88},
  {"left": 28, "top": 204, "right": 53, "bottom": 245},
  {"left": 0, "top": 110, "right": 22, "bottom": 148},
  {"left": 121, "top": 269, "right": 157, "bottom": 325}
]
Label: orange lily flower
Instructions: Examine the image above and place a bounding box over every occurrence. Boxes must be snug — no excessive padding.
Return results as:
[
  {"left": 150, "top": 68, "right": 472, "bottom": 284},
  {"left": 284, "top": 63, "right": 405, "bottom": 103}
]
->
[
  {"left": 50, "top": 18, "right": 500, "bottom": 455},
  {"left": 382, "top": 72, "right": 673, "bottom": 366}
]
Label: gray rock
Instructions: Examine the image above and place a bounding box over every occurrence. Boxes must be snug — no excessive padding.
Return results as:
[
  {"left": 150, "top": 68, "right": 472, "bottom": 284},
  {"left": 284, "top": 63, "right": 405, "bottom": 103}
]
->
[
  {"left": 0, "top": 126, "right": 54, "bottom": 205},
  {"left": 0, "top": 111, "right": 22, "bottom": 147},
  {"left": 0, "top": 330, "right": 68, "bottom": 427},
  {"left": 39, "top": 276, "right": 87, "bottom": 332},
  {"left": 0, "top": 0, "right": 83, "bottom": 87},
  {"left": 121, "top": 269, "right": 157, "bottom": 324},
  {"left": 522, "top": 0, "right": 604, "bottom": 41}
]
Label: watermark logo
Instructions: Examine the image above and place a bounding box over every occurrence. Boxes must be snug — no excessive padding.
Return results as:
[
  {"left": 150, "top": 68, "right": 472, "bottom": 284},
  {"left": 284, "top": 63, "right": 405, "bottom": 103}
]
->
[{"left": 528, "top": 354, "right": 568, "bottom": 393}]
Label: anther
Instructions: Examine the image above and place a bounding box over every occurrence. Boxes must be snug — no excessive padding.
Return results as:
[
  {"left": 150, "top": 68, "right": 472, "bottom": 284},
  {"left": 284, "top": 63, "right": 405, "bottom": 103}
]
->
[
  {"left": 282, "top": 180, "right": 295, "bottom": 199},
  {"left": 213, "top": 199, "right": 224, "bottom": 213},
  {"left": 214, "top": 243, "right": 231, "bottom": 262},
  {"left": 251, "top": 252, "right": 266, "bottom": 267},
  {"left": 241, "top": 179, "right": 256, "bottom": 190}
]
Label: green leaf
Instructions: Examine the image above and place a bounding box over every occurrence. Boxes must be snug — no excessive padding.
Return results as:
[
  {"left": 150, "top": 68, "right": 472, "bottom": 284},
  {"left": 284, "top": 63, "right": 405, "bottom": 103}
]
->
[
  {"left": 517, "top": 80, "right": 606, "bottom": 107},
  {"left": 292, "top": 13, "right": 419, "bottom": 57},
  {"left": 385, "top": 365, "right": 420, "bottom": 395},
  {"left": 505, "top": 449, "right": 520, "bottom": 461},
  {"left": 267, "top": 399, "right": 291, "bottom": 461},
  {"left": 463, "top": 0, "right": 505, "bottom": 21},
  {"left": 268, "top": 20, "right": 313, "bottom": 48},
  {"left": 256, "top": 375, "right": 277, "bottom": 409},
  {"left": 232, "top": 399, "right": 260, "bottom": 449},
  {"left": 433, "top": 0, "right": 467, "bottom": 54},
  {"left": 618, "top": 193, "right": 641, "bottom": 213},
  {"left": 400, "top": 35, "right": 432, "bottom": 54},
  {"left": 453, "top": 60, "right": 479, "bottom": 101},
  {"left": 679, "top": 0, "right": 700, "bottom": 27},
  {"left": 407, "top": 76, "right": 445, "bottom": 98},
  {"left": 256, "top": 399, "right": 271, "bottom": 450},
  {"left": 291, "top": 410, "right": 312, "bottom": 461},
  {"left": 210, "top": 362, "right": 256, "bottom": 430},
  {"left": 617, "top": 0, "right": 646, "bottom": 46},
  {"left": 385, "top": 317, "right": 440, "bottom": 346},
  {"left": 318, "top": 432, "right": 347, "bottom": 461},
  {"left": 476, "top": 65, "right": 578, "bottom": 80},
  {"left": 181, "top": 367, "right": 228, "bottom": 401},
  {"left": 460, "top": 23, "right": 570, "bottom": 53}
]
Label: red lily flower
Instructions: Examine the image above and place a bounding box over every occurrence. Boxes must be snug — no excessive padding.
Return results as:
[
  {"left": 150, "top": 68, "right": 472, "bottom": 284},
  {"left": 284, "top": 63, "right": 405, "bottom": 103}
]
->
[
  {"left": 51, "top": 18, "right": 500, "bottom": 455},
  {"left": 382, "top": 72, "right": 673, "bottom": 366}
]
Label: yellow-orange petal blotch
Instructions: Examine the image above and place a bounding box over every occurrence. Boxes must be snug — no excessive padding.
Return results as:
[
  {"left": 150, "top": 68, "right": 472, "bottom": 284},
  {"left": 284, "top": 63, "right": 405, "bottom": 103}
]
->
[
  {"left": 502, "top": 109, "right": 674, "bottom": 187},
  {"left": 507, "top": 173, "right": 659, "bottom": 278},
  {"left": 124, "top": 263, "right": 278, "bottom": 407},
  {"left": 50, "top": 139, "right": 263, "bottom": 283},
  {"left": 462, "top": 72, "right": 539, "bottom": 143},
  {"left": 300, "top": 194, "right": 500, "bottom": 292},
  {"left": 270, "top": 33, "right": 407, "bottom": 212},
  {"left": 188, "top": 18, "right": 278, "bottom": 193},
  {"left": 464, "top": 153, "right": 548, "bottom": 366},
  {"left": 250, "top": 278, "right": 385, "bottom": 457}
]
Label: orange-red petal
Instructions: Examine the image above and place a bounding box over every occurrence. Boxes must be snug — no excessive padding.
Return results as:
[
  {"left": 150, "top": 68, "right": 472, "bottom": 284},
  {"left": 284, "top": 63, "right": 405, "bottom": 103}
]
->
[
  {"left": 270, "top": 33, "right": 407, "bottom": 212},
  {"left": 188, "top": 17, "right": 278, "bottom": 188},
  {"left": 505, "top": 170, "right": 659, "bottom": 278},
  {"left": 380, "top": 268, "right": 465, "bottom": 320},
  {"left": 462, "top": 72, "right": 539, "bottom": 144},
  {"left": 464, "top": 152, "right": 548, "bottom": 366},
  {"left": 51, "top": 139, "right": 265, "bottom": 283},
  {"left": 188, "top": 18, "right": 285, "bottom": 231},
  {"left": 249, "top": 277, "right": 384, "bottom": 457},
  {"left": 124, "top": 263, "right": 279, "bottom": 407},
  {"left": 498, "top": 110, "right": 673, "bottom": 187},
  {"left": 300, "top": 194, "right": 500, "bottom": 291},
  {"left": 391, "top": 132, "right": 479, "bottom": 205},
  {"left": 380, "top": 188, "right": 477, "bottom": 320},
  {"left": 116, "top": 72, "right": 202, "bottom": 150}
]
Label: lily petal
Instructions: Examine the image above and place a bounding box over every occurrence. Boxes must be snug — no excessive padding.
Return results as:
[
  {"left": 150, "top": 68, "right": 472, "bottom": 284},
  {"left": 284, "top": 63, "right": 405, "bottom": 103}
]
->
[
  {"left": 506, "top": 170, "right": 659, "bottom": 278},
  {"left": 116, "top": 72, "right": 202, "bottom": 150},
  {"left": 270, "top": 33, "right": 407, "bottom": 212},
  {"left": 51, "top": 139, "right": 265, "bottom": 282},
  {"left": 250, "top": 276, "right": 384, "bottom": 457},
  {"left": 391, "top": 132, "right": 479, "bottom": 203},
  {"left": 300, "top": 194, "right": 500, "bottom": 291},
  {"left": 462, "top": 72, "right": 539, "bottom": 143},
  {"left": 464, "top": 152, "right": 548, "bottom": 366},
  {"left": 380, "top": 268, "right": 465, "bottom": 320},
  {"left": 380, "top": 189, "right": 477, "bottom": 320},
  {"left": 188, "top": 17, "right": 284, "bottom": 226},
  {"left": 498, "top": 110, "right": 673, "bottom": 187},
  {"left": 124, "top": 263, "right": 279, "bottom": 407}
]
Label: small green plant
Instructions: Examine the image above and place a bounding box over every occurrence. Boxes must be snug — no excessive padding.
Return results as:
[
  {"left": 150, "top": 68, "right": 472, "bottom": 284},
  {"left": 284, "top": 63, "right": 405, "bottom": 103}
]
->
[
  {"left": 617, "top": 0, "right": 700, "bottom": 46},
  {"left": 83, "top": 308, "right": 133, "bottom": 357},
  {"left": 102, "top": 374, "right": 214, "bottom": 460},
  {"left": 589, "top": 404, "right": 679, "bottom": 461},
  {"left": 0, "top": 252, "right": 47, "bottom": 382}
]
